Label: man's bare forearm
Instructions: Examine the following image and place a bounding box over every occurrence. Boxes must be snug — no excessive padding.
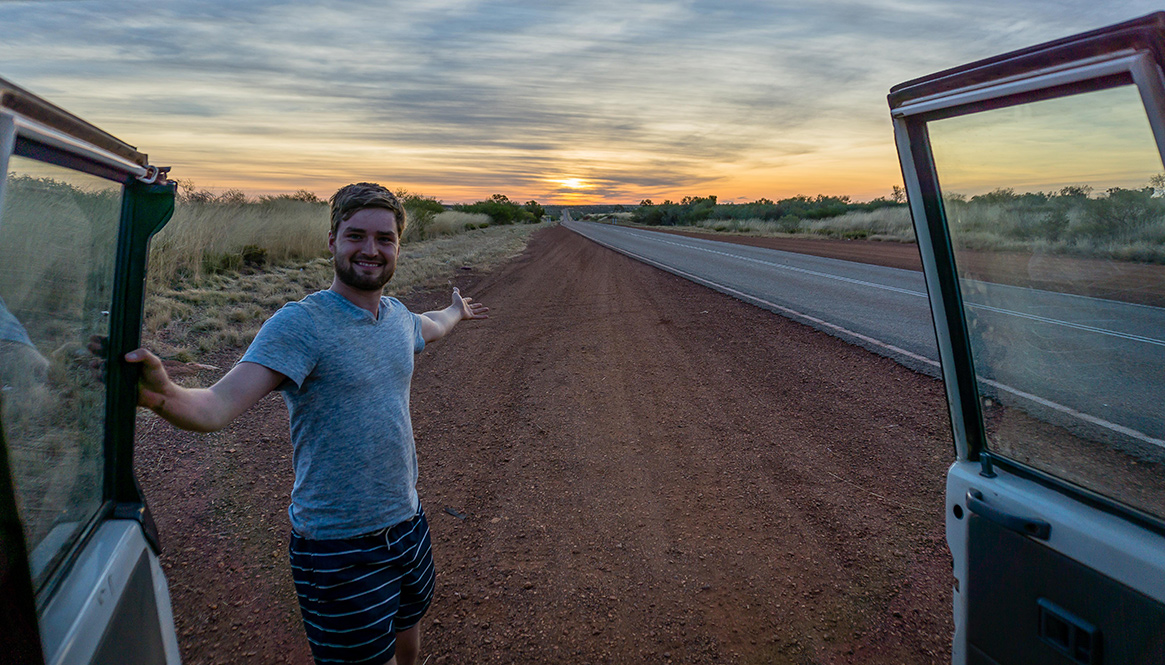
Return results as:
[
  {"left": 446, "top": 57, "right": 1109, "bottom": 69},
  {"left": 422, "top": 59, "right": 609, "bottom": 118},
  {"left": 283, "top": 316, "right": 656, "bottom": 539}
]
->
[
  {"left": 149, "top": 385, "right": 236, "bottom": 433},
  {"left": 421, "top": 304, "right": 463, "bottom": 343},
  {"left": 129, "top": 352, "right": 284, "bottom": 433},
  {"left": 419, "top": 288, "right": 487, "bottom": 343}
]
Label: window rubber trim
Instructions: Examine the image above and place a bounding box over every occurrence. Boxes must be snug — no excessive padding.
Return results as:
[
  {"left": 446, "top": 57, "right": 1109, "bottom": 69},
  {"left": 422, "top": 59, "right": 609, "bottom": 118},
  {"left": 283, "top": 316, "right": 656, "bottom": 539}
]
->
[
  {"left": 105, "top": 179, "right": 175, "bottom": 555},
  {"left": 915, "top": 71, "right": 1132, "bottom": 124},
  {"left": 901, "top": 114, "right": 986, "bottom": 460},
  {"left": 985, "top": 453, "right": 1165, "bottom": 538}
]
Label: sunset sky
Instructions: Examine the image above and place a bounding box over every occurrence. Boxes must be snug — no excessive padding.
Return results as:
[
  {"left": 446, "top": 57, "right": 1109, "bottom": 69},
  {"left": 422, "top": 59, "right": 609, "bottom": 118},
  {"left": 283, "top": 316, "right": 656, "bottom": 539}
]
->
[{"left": 1, "top": 1, "right": 1160, "bottom": 204}]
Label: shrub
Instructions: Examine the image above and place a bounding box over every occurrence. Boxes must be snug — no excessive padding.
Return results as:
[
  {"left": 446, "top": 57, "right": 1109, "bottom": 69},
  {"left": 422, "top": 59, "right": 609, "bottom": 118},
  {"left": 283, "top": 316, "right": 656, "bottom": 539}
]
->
[
  {"left": 456, "top": 194, "right": 539, "bottom": 225},
  {"left": 523, "top": 200, "right": 546, "bottom": 221},
  {"left": 398, "top": 191, "right": 446, "bottom": 243},
  {"left": 632, "top": 193, "right": 906, "bottom": 229},
  {"left": 259, "top": 190, "right": 321, "bottom": 204},
  {"left": 944, "top": 182, "right": 1165, "bottom": 251}
]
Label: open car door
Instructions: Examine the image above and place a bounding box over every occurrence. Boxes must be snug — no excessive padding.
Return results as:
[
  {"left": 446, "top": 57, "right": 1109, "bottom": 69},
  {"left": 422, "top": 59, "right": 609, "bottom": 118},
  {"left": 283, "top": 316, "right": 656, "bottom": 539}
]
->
[
  {"left": 0, "top": 78, "right": 179, "bottom": 663},
  {"left": 890, "top": 13, "right": 1165, "bottom": 665}
]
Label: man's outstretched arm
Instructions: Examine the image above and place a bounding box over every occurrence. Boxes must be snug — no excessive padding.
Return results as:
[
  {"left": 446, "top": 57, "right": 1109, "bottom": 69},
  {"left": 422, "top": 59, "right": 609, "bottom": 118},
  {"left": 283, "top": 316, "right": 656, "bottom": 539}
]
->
[
  {"left": 125, "top": 349, "right": 285, "bottom": 433},
  {"left": 419, "top": 287, "right": 489, "bottom": 343}
]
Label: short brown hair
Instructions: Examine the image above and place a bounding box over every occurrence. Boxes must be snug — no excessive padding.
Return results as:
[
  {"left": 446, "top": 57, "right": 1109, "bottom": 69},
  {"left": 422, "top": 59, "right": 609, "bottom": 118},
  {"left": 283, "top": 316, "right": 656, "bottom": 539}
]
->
[{"left": 329, "top": 183, "right": 407, "bottom": 237}]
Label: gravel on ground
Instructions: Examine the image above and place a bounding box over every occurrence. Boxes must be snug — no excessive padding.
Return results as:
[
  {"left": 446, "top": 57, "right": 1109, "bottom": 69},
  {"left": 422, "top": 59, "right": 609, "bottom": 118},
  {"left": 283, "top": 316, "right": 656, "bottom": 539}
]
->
[{"left": 136, "top": 225, "right": 958, "bottom": 664}]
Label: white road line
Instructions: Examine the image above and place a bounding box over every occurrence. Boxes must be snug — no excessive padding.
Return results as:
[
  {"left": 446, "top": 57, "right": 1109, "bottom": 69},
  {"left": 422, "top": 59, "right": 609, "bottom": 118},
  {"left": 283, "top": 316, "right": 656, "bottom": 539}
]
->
[
  {"left": 609, "top": 225, "right": 1165, "bottom": 347},
  {"left": 570, "top": 222, "right": 1165, "bottom": 449},
  {"left": 571, "top": 224, "right": 938, "bottom": 367},
  {"left": 619, "top": 227, "right": 929, "bottom": 296},
  {"left": 980, "top": 377, "right": 1165, "bottom": 448},
  {"left": 968, "top": 302, "right": 1165, "bottom": 347}
]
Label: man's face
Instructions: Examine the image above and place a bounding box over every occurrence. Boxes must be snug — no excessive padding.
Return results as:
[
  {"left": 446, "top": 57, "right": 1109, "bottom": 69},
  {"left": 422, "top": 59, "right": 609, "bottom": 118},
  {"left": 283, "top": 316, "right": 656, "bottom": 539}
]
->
[{"left": 328, "top": 208, "right": 400, "bottom": 292}]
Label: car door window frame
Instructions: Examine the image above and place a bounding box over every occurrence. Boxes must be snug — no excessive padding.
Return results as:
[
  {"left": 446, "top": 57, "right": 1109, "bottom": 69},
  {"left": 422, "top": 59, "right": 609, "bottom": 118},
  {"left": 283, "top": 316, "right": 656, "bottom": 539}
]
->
[
  {"left": 890, "top": 45, "right": 1165, "bottom": 535},
  {"left": 0, "top": 104, "right": 174, "bottom": 611}
]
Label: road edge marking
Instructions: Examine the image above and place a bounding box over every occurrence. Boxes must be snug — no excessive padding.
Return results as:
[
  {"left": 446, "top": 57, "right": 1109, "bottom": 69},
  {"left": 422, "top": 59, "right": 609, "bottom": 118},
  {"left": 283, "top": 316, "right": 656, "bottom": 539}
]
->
[{"left": 565, "top": 222, "right": 1165, "bottom": 450}]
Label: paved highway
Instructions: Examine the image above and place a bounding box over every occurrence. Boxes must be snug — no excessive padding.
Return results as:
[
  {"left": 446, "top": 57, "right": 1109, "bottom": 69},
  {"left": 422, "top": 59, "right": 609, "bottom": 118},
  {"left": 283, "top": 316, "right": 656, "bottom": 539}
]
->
[
  {"left": 564, "top": 218, "right": 940, "bottom": 369},
  {"left": 564, "top": 219, "right": 1165, "bottom": 451}
]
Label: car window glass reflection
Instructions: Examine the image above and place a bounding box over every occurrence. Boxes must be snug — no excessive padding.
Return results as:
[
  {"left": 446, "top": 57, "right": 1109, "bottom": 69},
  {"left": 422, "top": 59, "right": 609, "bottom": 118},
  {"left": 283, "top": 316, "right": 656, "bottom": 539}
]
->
[
  {"left": 928, "top": 84, "right": 1165, "bottom": 519},
  {"left": 0, "top": 156, "right": 121, "bottom": 587}
]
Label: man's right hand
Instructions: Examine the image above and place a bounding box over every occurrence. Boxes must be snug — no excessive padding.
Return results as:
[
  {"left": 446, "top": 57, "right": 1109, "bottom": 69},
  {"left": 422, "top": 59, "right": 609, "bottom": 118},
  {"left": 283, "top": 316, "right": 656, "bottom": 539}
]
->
[{"left": 125, "top": 347, "right": 173, "bottom": 410}]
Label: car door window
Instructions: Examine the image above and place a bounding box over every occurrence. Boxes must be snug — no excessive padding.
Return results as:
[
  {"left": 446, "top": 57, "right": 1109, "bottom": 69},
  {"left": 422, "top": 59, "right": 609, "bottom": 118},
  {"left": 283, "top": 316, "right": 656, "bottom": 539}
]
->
[
  {"left": 926, "top": 82, "right": 1165, "bottom": 519},
  {"left": 0, "top": 155, "right": 121, "bottom": 589}
]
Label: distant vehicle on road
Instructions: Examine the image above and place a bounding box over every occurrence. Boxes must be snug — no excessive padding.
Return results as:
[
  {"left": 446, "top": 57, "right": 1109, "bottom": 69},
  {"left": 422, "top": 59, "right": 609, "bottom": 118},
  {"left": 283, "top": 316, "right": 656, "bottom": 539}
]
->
[
  {"left": 0, "top": 77, "right": 179, "bottom": 663},
  {"left": 890, "top": 12, "right": 1165, "bottom": 665}
]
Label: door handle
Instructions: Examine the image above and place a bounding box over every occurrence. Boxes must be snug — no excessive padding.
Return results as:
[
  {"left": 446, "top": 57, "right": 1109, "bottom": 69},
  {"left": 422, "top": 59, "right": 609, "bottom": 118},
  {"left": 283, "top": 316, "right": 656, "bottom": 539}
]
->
[{"left": 967, "top": 490, "right": 1051, "bottom": 540}]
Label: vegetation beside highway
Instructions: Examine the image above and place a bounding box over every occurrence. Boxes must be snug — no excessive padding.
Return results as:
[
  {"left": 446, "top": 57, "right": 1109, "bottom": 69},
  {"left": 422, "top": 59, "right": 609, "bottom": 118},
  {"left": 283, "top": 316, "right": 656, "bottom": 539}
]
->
[
  {"left": 145, "top": 184, "right": 546, "bottom": 363},
  {"left": 623, "top": 181, "right": 1165, "bottom": 263}
]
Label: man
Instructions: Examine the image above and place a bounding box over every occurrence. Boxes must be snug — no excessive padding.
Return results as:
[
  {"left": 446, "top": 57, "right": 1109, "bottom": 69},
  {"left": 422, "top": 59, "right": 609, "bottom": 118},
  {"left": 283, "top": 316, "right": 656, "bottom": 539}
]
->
[
  {"left": 0, "top": 294, "right": 50, "bottom": 445},
  {"left": 127, "top": 183, "right": 487, "bottom": 665},
  {"left": 0, "top": 295, "right": 49, "bottom": 392}
]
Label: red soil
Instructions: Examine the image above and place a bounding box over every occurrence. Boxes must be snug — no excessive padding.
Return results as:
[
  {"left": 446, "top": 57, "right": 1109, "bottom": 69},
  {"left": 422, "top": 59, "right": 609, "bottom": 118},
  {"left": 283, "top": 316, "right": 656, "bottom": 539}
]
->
[{"left": 137, "top": 225, "right": 960, "bottom": 664}]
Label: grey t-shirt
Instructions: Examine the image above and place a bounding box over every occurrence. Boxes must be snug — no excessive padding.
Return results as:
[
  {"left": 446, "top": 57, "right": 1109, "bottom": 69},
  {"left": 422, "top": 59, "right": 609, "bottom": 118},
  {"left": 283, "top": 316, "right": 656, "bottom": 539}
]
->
[
  {"left": 0, "top": 295, "right": 34, "bottom": 347},
  {"left": 240, "top": 290, "right": 425, "bottom": 540}
]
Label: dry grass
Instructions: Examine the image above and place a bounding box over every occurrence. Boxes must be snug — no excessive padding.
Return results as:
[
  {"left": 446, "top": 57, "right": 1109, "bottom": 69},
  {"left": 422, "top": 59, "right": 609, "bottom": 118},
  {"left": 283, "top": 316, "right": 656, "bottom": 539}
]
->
[
  {"left": 145, "top": 223, "right": 545, "bottom": 362},
  {"left": 806, "top": 207, "right": 915, "bottom": 242},
  {"left": 582, "top": 212, "right": 634, "bottom": 224},
  {"left": 428, "top": 211, "right": 492, "bottom": 236},
  {"left": 148, "top": 199, "right": 330, "bottom": 289},
  {"left": 694, "top": 218, "right": 789, "bottom": 235}
]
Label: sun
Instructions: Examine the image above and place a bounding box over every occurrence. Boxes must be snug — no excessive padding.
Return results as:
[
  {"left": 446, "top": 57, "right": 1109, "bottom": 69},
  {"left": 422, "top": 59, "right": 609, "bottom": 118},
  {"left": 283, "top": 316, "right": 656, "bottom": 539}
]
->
[{"left": 554, "top": 178, "right": 589, "bottom": 189}]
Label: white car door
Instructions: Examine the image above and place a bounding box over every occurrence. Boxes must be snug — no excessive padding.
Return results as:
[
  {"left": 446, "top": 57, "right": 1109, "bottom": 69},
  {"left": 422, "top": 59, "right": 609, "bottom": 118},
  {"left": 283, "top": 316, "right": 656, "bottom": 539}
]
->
[
  {"left": 891, "top": 13, "right": 1165, "bottom": 665},
  {"left": 0, "top": 77, "right": 181, "bottom": 664}
]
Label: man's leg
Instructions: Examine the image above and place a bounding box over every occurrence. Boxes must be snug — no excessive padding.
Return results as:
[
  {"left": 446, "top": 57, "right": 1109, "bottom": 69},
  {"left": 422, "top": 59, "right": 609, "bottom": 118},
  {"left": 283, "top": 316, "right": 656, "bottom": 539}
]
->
[
  {"left": 291, "top": 527, "right": 407, "bottom": 665},
  {"left": 391, "top": 508, "right": 435, "bottom": 665},
  {"left": 387, "top": 624, "right": 420, "bottom": 665}
]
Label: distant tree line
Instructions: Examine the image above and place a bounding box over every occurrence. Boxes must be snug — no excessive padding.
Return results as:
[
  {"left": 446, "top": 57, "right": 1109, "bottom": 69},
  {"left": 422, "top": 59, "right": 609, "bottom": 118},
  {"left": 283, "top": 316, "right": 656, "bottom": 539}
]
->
[
  {"left": 175, "top": 183, "right": 546, "bottom": 232},
  {"left": 630, "top": 191, "right": 906, "bottom": 229},
  {"left": 177, "top": 181, "right": 323, "bottom": 205},
  {"left": 945, "top": 184, "right": 1165, "bottom": 244},
  {"left": 397, "top": 191, "right": 545, "bottom": 226},
  {"left": 543, "top": 203, "right": 630, "bottom": 217}
]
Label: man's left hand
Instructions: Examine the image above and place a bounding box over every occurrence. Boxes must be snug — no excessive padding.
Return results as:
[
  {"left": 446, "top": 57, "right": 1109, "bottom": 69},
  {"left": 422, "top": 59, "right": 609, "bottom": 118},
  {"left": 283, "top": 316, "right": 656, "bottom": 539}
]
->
[{"left": 453, "top": 287, "right": 489, "bottom": 321}]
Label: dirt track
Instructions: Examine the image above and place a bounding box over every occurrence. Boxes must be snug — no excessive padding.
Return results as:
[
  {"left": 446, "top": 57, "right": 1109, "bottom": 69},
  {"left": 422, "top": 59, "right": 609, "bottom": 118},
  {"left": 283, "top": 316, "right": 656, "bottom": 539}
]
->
[{"left": 136, "top": 225, "right": 956, "bottom": 664}]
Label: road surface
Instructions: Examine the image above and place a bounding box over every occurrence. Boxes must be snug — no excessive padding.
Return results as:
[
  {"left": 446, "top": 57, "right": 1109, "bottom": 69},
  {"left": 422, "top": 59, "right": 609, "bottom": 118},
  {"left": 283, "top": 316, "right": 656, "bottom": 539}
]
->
[{"left": 564, "top": 219, "right": 1165, "bottom": 450}]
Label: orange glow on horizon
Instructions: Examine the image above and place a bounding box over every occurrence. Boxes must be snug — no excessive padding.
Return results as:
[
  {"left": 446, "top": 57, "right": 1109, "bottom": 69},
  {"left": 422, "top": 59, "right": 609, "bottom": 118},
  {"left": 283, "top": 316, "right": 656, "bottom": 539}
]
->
[
  {"left": 160, "top": 139, "right": 906, "bottom": 206},
  {"left": 115, "top": 105, "right": 908, "bottom": 207},
  {"left": 174, "top": 169, "right": 905, "bottom": 205}
]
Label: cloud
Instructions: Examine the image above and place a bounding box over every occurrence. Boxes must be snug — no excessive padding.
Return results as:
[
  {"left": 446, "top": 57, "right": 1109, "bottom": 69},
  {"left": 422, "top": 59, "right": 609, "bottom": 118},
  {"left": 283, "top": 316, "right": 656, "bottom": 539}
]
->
[{"left": 1, "top": 0, "right": 1161, "bottom": 201}]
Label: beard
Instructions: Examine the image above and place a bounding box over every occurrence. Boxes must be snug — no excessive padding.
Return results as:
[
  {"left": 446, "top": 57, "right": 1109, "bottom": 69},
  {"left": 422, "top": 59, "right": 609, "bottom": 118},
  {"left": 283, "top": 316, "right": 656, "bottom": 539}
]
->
[{"left": 334, "top": 257, "right": 395, "bottom": 291}]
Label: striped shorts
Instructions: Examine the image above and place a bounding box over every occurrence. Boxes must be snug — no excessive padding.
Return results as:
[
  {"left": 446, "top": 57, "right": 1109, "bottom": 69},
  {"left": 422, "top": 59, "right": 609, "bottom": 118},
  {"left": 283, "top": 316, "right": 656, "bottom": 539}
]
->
[{"left": 289, "top": 507, "right": 435, "bottom": 665}]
